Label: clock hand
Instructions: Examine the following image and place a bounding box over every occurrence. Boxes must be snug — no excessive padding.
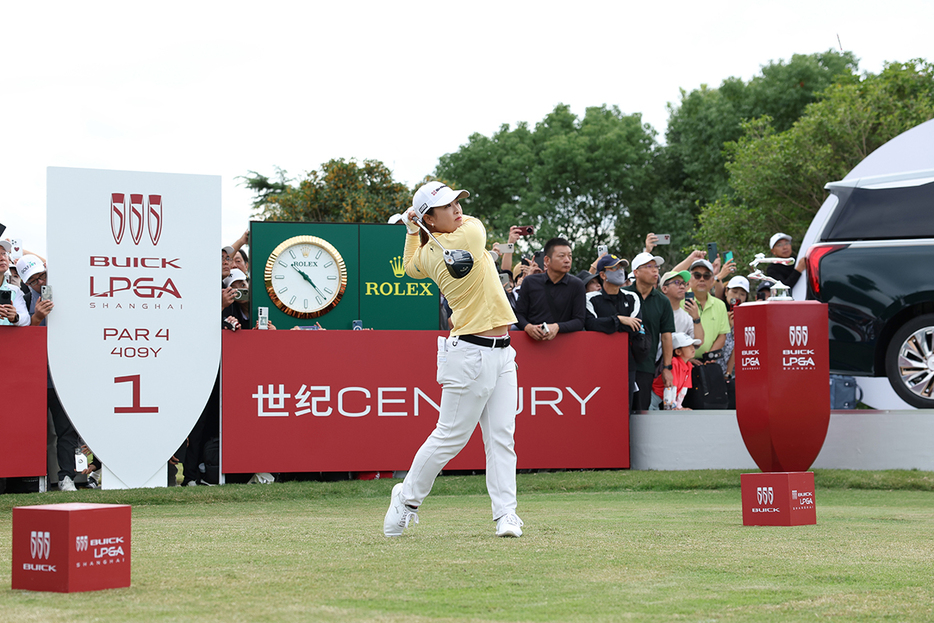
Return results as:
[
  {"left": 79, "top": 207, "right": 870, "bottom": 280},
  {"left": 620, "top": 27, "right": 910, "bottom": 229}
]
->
[{"left": 292, "top": 265, "right": 325, "bottom": 297}]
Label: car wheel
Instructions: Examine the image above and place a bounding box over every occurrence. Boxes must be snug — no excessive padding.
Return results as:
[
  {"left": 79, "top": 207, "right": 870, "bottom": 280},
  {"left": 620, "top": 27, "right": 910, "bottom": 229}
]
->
[{"left": 885, "top": 314, "right": 934, "bottom": 409}]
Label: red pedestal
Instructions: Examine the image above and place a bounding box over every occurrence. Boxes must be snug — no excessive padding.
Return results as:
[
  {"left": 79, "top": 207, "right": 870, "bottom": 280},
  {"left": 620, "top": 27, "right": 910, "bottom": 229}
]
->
[
  {"left": 734, "top": 301, "right": 830, "bottom": 473},
  {"left": 11, "top": 503, "right": 131, "bottom": 592},
  {"left": 741, "top": 472, "right": 817, "bottom": 526}
]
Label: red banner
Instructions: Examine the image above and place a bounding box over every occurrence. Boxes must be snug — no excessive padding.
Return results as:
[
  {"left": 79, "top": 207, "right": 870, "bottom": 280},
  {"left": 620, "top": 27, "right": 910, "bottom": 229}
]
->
[
  {"left": 221, "top": 331, "right": 629, "bottom": 473},
  {"left": 1, "top": 327, "right": 48, "bottom": 478}
]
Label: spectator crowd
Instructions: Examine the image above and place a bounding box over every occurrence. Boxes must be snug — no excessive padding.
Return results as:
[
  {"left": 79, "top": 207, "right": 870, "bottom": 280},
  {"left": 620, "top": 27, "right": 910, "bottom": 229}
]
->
[{"left": 2, "top": 221, "right": 807, "bottom": 492}]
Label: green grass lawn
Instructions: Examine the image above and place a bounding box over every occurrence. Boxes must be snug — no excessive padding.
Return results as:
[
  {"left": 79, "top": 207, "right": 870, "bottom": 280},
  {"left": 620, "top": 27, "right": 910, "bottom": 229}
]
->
[{"left": 2, "top": 470, "right": 933, "bottom": 622}]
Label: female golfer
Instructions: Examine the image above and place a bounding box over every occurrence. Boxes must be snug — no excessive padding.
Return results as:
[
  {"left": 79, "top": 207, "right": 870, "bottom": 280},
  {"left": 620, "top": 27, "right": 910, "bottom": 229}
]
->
[{"left": 383, "top": 181, "right": 522, "bottom": 538}]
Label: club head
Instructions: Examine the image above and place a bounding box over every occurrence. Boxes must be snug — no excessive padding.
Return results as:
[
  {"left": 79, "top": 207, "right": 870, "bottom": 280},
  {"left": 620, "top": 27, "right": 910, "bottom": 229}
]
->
[{"left": 443, "top": 249, "right": 474, "bottom": 279}]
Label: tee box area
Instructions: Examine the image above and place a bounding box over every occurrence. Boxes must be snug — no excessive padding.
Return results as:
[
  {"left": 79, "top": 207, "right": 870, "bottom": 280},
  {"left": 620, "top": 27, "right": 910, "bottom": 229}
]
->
[{"left": 11, "top": 503, "right": 131, "bottom": 593}]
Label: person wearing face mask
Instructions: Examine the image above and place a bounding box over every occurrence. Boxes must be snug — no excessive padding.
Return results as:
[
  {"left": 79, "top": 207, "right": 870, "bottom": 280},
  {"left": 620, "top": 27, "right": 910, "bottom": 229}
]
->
[{"left": 584, "top": 254, "right": 647, "bottom": 411}]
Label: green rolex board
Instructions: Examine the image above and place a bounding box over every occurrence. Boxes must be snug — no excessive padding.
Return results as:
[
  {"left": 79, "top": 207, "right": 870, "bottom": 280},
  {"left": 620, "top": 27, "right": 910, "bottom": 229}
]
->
[{"left": 249, "top": 221, "right": 440, "bottom": 330}]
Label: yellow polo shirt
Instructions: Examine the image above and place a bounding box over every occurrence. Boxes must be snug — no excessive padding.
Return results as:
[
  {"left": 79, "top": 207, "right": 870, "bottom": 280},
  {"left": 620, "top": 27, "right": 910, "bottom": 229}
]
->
[{"left": 403, "top": 216, "right": 516, "bottom": 336}]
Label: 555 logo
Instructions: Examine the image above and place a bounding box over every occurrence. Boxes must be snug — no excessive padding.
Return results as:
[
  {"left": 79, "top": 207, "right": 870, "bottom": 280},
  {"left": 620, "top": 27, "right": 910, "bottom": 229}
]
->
[{"left": 112, "top": 193, "right": 163, "bottom": 246}]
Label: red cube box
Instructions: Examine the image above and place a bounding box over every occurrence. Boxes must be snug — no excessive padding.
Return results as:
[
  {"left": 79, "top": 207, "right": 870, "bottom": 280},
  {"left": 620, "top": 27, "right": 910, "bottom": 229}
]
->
[
  {"left": 741, "top": 472, "right": 817, "bottom": 526},
  {"left": 11, "top": 503, "right": 131, "bottom": 592}
]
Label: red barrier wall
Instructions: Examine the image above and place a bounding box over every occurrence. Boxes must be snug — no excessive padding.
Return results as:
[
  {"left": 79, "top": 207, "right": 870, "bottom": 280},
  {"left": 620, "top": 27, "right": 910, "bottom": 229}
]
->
[
  {"left": 221, "top": 330, "right": 629, "bottom": 473},
  {"left": 1, "top": 327, "right": 48, "bottom": 478}
]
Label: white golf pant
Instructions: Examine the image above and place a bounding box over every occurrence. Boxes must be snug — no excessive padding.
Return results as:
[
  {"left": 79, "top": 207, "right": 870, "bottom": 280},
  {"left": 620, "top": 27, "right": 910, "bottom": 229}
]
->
[{"left": 402, "top": 336, "right": 518, "bottom": 520}]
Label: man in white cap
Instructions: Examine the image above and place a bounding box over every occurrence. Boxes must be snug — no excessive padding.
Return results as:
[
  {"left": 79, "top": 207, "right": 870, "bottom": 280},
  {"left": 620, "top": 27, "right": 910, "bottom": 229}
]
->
[
  {"left": 0, "top": 240, "right": 30, "bottom": 326},
  {"left": 15, "top": 253, "right": 83, "bottom": 491},
  {"left": 624, "top": 252, "right": 675, "bottom": 411},
  {"left": 685, "top": 258, "right": 730, "bottom": 360},
  {"left": 767, "top": 233, "right": 807, "bottom": 288}
]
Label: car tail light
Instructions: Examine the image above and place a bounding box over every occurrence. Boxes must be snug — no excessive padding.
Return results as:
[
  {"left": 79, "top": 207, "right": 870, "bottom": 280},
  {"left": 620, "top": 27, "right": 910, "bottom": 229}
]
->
[{"left": 806, "top": 244, "right": 847, "bottom": 297}]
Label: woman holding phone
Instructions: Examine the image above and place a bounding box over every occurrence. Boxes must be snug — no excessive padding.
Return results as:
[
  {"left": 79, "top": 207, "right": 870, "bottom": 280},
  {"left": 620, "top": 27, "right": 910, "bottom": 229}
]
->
[{"left": 383, "top": 181, "right": 523, "bottom": 538}]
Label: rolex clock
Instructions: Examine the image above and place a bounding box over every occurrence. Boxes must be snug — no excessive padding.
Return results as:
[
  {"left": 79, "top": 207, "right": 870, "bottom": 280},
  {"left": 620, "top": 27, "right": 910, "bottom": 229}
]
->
[{"left": 264, "top": 235, "right": 348, "bottom": 318}]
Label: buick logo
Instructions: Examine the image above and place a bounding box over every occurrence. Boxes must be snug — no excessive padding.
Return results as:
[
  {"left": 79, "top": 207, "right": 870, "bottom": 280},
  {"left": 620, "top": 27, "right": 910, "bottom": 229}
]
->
[
  {"left": 744, "top": 326, "right": 755, "bottom": 347},
  {"left": 789, "top": 325, "right": 809, "bottom": 347},
  {"left": 75, "top": 535, "right": 89, "bottom": 552},
  {"left": 30, "top": 531, "right": 51, "bottom": 560},
  {"left": 756, "top": 486, "right": 774, "bottom": 505},
  {"left": 111, "top": 192, "right": 163, "bottom": 246}
]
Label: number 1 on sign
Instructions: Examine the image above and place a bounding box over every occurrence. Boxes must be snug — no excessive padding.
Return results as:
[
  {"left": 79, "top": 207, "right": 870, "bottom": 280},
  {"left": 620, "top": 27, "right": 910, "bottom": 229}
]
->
[{"left": 114, "top": 374, "right": 159, "bottom": 413}]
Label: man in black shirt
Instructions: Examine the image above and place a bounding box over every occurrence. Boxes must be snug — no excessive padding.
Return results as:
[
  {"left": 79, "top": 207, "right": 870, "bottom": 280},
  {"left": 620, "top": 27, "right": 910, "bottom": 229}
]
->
[
  {"left": 766, "top": 233, "right": 808, "bottom": 288},
  {"left": 514, "top": 237, "right": 585, "bottom": 341},
  {"left": 585, "top": 254, "right": 645, "bottom": 410}
]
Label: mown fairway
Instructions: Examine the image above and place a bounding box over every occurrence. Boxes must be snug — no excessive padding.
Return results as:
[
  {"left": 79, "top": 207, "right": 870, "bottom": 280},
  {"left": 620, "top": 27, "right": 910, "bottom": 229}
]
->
[{"left": 2, "top": 470, "right": 933, "bottom": 622}]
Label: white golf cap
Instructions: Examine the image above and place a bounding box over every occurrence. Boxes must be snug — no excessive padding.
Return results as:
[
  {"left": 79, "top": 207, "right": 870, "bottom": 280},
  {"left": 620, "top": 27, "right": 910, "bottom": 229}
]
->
[
  {"left": 15, "top": 255, "right": 45, "bottom": 284},
  {"left": 223, "top": 268, "right": 247, "bottom": 288},
  {"left": 671, "top": 332, "right": 702, "bottom": 350},
  {"left": 0, "top": 240, "right": 10, "bottom": 253},
  {"left": 689, "top": 259, "right": 714, "bottom": 273},
  {"left": 222, "top": 245, "right": 236, "bottom": 257},
  {"left": 631, "top": 252, "right": 664, "bottom": 271},
  {"left": 769, "top": 233, "right": 792, "bottom": 248},
  {"left": 726, "top": 275, "right": 750, "bottom": 292},
  {"left": 412, "top": 181, "right": 469, "bottom": 219}
]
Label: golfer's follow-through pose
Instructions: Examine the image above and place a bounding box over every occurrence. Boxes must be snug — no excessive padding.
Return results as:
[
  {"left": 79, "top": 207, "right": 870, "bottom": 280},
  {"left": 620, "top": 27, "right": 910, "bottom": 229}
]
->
[{"left": 383, "top": 181, "right": 523, "bottom": 538}]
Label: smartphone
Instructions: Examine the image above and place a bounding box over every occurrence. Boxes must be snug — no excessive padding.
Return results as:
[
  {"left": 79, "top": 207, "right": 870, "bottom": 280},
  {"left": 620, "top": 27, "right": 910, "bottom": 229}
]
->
[
  {"left": 685, "top": 292, "right": 695, "bottom": 301},
  {"left": 533, "top": 250, "right": 545, "bottom": 270},
  {"left": 707, "top": 242, "right": 718, "bottom": 263},
  {"left": 352, "top": 320, "right": 363, "bottom": 330},
  {"left": 75, "top": 450, "right": 88, "bottom": 473},
  {"left": 518, "top": 226, "right": 534, "bottom": 236},
  {"left": 724, "top": 251, "right": 734, "bottom": 264},
  {"left": 0, "top": 290, "right": 12, "bottom": 305},
  {"left": 297, "top": 325, "right": 320, "bottom": 330},
  {"left": 498, "top": 272, "right": 510, "bottom": 287},
  {"left": 494, "top": 242, "right": 514, "bottom": 254},
  {"left": 41, "top": 285, "right": 52, "bottom": 301},
  {"left": 257, "top": 306, "right": 268, "bottom": 330},
  {"left": 656, "top": 234, "right": 671, "bottom": 245},
  {"left": 597, "top": 245, "right": 608, "bottom": 256},
  {"left": 540, "top": 322, "right": 549, "bottom": 334}
]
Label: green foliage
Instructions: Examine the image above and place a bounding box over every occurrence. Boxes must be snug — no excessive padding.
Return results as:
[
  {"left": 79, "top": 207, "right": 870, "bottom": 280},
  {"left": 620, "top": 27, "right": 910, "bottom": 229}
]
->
[
  {"left": 662, "top": 49, "right": 858, "bottom": 215},
  {"left": 243, "top": 158, "right": 411, "bottom": 224},
  {"left": 436, "top": 104, "right": 657, "bottom": 270},
  {"left": 695, "top": 59, "right": 934, "bottom": 263}
]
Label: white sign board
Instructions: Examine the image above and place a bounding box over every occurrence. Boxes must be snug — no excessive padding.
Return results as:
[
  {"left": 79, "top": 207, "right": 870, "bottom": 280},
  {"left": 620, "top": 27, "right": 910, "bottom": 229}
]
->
[{"left": 47, "top": 167, "right": 220, "bottom": 488}]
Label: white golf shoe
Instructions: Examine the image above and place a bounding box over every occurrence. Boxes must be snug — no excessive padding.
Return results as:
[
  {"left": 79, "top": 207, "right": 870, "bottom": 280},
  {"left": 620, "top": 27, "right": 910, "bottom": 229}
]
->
[
  {"left": 383, "top": 483, "right": 418, "bottom": 537},
  {"left": 495, "top": 513, "right": 523, "bottom": 537}
]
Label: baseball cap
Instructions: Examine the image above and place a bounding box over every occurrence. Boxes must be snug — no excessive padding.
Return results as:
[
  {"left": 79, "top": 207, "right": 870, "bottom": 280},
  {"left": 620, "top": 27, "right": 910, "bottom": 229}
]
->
[
  {"left": 661, "top": 269, "right": 691, "bottom": 285},
  {"left": 223, "top": 268, "right": 247, "bottom": 288},
  {"left": 690, "top": 259, "right": 714, "bottom": 273},
  {"left": 757, "top": 280, "right": 772, "bottom": 293},
  {"left": 0, "top": 240, "right": 10, "bottom": 253},
  {"left": 631, "top": 252, "right": 664, "bottom": 271},
  {"left": 15, "top": 255, "right": 45, "bottom": 284},
  {"left": 412, "top": 181, "right": 470, "bottom": 220},
  {"left": 726, "top": 276, "right": 750, "bottom": 292},
  {"left": 222, "top": 246, "right": 235, "bottom": 258},
  {"left": 596, "top": 254, "right": 628, "bottom": 273},
  {"left": 769, "top": 233, "right": 792, "bottom": 248},
  {"left": 671, "top": 332, "right": 702, "bottom": 350},
  {"left": 576, "top": 270, "right": 601, "bottom": 286}
]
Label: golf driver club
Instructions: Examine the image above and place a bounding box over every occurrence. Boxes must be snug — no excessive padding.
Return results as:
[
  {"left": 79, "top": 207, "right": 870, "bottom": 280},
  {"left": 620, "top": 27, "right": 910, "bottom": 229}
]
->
[{"left": 388, "top": 211, "right": 475, "bottom": 279}]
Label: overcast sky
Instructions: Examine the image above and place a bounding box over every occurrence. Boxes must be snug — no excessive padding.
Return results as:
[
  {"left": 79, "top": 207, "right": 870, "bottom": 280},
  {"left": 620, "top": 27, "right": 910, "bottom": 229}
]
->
[{"left": 2, "top": 0, "right": 931, "bottom": 256}]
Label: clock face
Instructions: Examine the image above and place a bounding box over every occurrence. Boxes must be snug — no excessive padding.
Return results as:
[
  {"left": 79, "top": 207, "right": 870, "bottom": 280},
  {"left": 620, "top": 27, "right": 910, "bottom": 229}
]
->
[{"left": 264, "top": 235, "right": 348, "bottom": 318}]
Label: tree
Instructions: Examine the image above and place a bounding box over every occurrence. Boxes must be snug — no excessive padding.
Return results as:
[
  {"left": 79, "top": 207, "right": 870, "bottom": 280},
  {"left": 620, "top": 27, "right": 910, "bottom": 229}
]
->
[
  {"left": 694, "top": 60, "right": 934, "bottom": 262},
  {"left": 436, "top": 104, "right": 657, "bottom": 269},
  {"left": 661, "top": 49, "right": 859, "bottom": 215},
  {"left": 241, "top": 159, "right": 410, "bottom": 224}
]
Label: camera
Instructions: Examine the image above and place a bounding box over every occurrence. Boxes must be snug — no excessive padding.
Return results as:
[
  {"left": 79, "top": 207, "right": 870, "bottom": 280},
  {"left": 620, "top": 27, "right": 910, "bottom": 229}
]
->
[{"left": 232, "top": 288, "right": 249, "bottom": 301}]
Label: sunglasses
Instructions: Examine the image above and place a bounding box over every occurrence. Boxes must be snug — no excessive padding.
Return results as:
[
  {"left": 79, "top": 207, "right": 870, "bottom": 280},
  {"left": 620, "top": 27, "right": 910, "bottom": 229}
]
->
[{"left": 692, "top": 272, "right": 713, "bottom": 280}]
